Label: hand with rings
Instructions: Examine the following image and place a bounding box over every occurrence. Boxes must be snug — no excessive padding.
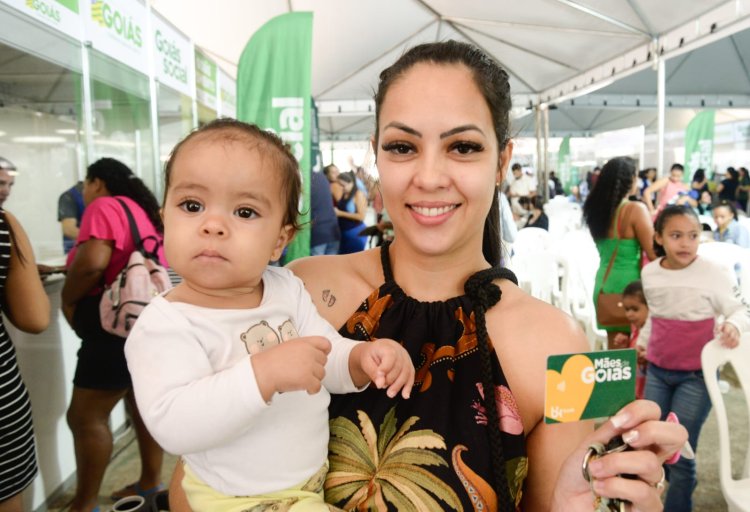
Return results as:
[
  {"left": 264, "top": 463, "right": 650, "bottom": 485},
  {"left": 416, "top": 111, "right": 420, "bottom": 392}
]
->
[{"left": 551, "top": 400, "right": 687, "bottom": 511}]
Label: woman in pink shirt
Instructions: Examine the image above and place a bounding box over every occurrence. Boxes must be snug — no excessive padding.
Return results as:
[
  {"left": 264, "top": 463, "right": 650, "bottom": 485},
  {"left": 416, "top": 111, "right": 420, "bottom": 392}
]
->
[
  {"left": 643, "top": 163, "right": 688, "bottom": 217},
  {"left": 62, "top": 158, "right": 166, "bottom": 512}
]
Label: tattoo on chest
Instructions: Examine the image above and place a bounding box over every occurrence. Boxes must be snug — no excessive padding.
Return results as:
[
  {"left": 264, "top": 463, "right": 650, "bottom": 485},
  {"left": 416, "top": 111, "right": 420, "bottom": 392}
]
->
[{"left": 322, "top": 289, "right": 336, "bottom": 307}]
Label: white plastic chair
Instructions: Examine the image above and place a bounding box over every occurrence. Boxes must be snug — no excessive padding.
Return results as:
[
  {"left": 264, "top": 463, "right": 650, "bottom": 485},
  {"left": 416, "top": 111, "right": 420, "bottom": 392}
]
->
[
  {"left": 698, "top": 242, "right": 750, "bottom": 301},
  {"left": 699, "top": 214, "right": 717, "bottom": 231},
  {"left": 702, "top": 338, "right": 750, "bottom": 511}
]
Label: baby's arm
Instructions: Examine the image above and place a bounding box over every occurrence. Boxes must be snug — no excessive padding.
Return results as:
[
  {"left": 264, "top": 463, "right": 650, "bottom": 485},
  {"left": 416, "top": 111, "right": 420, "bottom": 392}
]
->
[
  {"left": 290, "top": 270, "right": 414, "bottom": 397},
  {"left": 125, "top": 301, "right": 271, "bottom": 455}
]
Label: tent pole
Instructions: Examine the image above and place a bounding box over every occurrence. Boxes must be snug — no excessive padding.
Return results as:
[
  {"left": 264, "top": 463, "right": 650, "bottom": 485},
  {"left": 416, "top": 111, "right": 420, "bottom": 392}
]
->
[
  {"left": 535, "top": 106, "right": 542, "bottom": 194},
  {"left": 657, "top": 53, "right": 666, "bottom": 177},
  {"left": 543, "top": 105, "right": 550, "bottom": 202}
]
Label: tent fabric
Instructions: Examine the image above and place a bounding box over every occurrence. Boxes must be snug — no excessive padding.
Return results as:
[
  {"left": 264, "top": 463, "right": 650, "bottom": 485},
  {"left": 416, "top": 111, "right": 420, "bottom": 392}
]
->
[{"left": 151, "top": 0, "right": 750, "bottom": 139}]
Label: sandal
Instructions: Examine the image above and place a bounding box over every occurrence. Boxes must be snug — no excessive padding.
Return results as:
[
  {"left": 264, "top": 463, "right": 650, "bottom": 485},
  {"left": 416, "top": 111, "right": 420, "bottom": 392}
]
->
[{"left": 110, "top": 481, "right": 165, "bottom": 501}]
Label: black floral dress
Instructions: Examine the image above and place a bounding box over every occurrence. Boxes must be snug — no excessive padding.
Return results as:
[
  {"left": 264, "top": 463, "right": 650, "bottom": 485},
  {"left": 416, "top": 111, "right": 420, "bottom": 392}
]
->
[{"left": 327, "top": 243, "right": 528, "bottom": 511}]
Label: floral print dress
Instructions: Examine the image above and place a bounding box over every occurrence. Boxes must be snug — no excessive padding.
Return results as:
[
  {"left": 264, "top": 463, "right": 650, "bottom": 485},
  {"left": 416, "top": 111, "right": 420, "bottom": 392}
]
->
[{"left": 326, "top": 243, "right": 528, "bottom": 511}]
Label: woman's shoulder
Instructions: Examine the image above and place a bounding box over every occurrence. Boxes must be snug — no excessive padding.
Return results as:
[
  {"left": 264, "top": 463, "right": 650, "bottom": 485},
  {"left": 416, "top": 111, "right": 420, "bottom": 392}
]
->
[
  {"left": 490, "top": 281, "right": 588, "bottom": 354},
  {"left": 287, "top": 249, "right": 382, "bottom": 325}
]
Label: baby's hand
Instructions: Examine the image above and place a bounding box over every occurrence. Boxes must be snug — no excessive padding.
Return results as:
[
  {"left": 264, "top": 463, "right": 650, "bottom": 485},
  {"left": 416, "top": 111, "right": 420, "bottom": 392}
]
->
[
  {"left": 251, "top": 336, "right": 332, "bottom": 402},
  {"left": 358, "top": 339, "right": 415, "bottom": 399},
  {"left": 716, "top": 323, "right": 740, "bottom": 348},
  {"left": 612, "top": 332, "right": 630, "bottom": 349},
  {"left": 635, "top": 344, "right": 648, "bottom": 368}
]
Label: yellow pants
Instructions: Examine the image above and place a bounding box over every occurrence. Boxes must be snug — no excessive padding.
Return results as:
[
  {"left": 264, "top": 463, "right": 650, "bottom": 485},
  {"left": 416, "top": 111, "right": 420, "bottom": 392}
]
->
[{"left": 182, "top": 463, "right": 338, "bottom": 512}]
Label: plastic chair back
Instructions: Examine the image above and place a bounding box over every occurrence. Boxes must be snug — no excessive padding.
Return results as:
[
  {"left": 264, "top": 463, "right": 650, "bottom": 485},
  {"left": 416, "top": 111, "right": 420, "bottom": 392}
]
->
[{"left": 701, "top": 338, "right": 750, "bottom": 511}]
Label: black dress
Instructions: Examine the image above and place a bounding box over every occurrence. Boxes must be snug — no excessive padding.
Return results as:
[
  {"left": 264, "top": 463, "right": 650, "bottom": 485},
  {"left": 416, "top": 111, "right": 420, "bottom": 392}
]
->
[
  {"left": 327, "top": 243, "right": 528, "bottom": 511},
  {"left": 0, "top": 211, "right": 37, "bottom": 501}
]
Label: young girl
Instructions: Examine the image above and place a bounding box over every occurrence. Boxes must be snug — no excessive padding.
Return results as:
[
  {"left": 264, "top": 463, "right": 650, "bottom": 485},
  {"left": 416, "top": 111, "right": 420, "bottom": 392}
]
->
[
  {"left": 713, "top": 200, "right": 750, "bottom": 247},
  {"left": 613, "top": 280, "right": 649, "bottom": 399},
  {"left": 124, "top": 119, "right": 414, "bottom": 512},
  {"left": 640, "top": 204, "right": 750, "bottom": 511}
]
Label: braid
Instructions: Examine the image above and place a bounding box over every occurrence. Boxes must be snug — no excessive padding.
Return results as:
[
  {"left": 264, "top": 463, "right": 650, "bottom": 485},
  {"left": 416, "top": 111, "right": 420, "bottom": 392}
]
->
[{"left": 465, "top": 267, "right": 518, "bottom": 512}]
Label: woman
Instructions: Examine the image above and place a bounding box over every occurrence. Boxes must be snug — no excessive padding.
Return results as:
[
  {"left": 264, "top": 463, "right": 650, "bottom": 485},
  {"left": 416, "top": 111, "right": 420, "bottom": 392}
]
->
[
  {"left": 335, "top": 171, "right": 368, "bottom": 253},
  {"left": 323, "top": 163, "right": 343, "bottom": 202},
  {"left": 736, "top": 166, "right": 750, "bottom": 212},
  {"left": 169, "top": 40, "right": 687, "bottom": 512},
  {"left": 717, "top": 167, "right": 740, "bottom": 204},
  {"left": 520, "top": 195, "right": 549, "bottom": 230},
  {"left": 690, "top": 168, "right": 709, "bottom": 198},
  {"left": 0, "top": 210, "right": 49, "bottom": 512},
  {"left": 643, "top": 163, "right": 687, "bottom": 217},
  {"left": 583, "top": 157, "right": 657, "bottom": 350},
  {"left": 638, "top": 167, "right": 656, "bottom": 201},
  {"left": 62, "top": 158, "right": 166, "bottom": 512}
]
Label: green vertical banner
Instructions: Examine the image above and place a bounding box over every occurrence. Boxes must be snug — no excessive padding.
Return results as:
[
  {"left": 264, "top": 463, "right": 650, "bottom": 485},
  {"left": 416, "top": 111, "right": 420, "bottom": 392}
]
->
[
  {"left": 684, "top": 110, "right": 715, "bottom": 182},
  {"left": 236, "top": 12, "right": 313, "bottom": 263},
  {"left": 557, "top": 136, "right": 575, "bottom": 193}
]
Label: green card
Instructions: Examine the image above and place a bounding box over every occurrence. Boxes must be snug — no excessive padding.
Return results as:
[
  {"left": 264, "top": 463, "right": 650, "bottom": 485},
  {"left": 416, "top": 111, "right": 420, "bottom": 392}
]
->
[{"left": 545, "top": 349, "right": 636, "bottom": 424}]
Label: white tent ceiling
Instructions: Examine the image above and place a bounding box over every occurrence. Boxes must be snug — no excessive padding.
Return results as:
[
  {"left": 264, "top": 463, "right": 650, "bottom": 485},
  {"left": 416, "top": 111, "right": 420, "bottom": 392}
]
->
[{"left": 151, "top": 0, "right": 750, "bottom": 140}]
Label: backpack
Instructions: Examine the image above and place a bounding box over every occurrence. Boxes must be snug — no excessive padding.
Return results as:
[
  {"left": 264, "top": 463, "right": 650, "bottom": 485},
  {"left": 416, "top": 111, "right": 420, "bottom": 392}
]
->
[{"left": 99, "top": 198, "right": 172, "bottom": 338}]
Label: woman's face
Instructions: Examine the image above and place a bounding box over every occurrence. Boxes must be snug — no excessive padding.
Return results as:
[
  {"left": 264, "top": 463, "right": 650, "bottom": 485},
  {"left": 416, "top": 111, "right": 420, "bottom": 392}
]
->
[
  {"left": 375, "top": 62, "right": 511, "bottom": 260},
  {"left": 326, "top": 165, "right": 340, "bottom": 182},
  {"left": 338, "top": 178, "right": 354, "bottom": 194},
  {"left": 82, "top": 177, "right": 106, "bottom": 206},
  {"left": 647, "top": 169, "right": 657, "bottom": 181},
  {"left": 713, "top": 205, "right": 733, "bottom": 230},
  {"left": 669, "top": 169, "right": 684, "bottom": 183}
]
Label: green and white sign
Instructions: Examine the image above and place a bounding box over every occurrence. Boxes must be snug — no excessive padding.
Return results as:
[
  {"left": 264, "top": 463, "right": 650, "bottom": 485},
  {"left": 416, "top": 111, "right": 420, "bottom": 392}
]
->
[
  {"left": 218, "top": 68, "right": 236, "bottom": 118},
  {"left": 237, "top": 12, "right": 313, "bottom": 262},
  {"left": 684, "top": 110, "right": 715, "bottom": 180},
  {"left": 151, "top": 11, "right": 192, "bottom": 97},
  {"left": 557, "top": 136, "right": 577, "bottom": 193},
  {"left": 1, "top": 0, "right": 82, "bottom": 40},
  {"left": 195, "top": 49, "right": 217, "bottom": 110},
  {"left": 83, "top": 0, "right": 147, "bottom": 72}
]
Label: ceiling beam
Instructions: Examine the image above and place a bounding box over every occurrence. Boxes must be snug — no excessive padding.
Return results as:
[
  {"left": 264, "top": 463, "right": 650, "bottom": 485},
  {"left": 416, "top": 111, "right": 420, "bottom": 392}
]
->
[
  {"left": 625, "top": 0, "right": 654, "bottom": 35},
  {"left": 442, "top": 16, "right": 640, "bottom": 38},
  {"left": 554, "top": 0, "right": 651, "bottom": 37},
  {"left": 729, "top": 34, "right": 750, "bottom": 90}
]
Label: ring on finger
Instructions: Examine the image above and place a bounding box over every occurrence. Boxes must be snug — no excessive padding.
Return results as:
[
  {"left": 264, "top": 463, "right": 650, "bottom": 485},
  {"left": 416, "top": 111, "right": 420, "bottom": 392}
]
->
[{"left": 653, "top": 466, "right": 666, "bottom": 492}]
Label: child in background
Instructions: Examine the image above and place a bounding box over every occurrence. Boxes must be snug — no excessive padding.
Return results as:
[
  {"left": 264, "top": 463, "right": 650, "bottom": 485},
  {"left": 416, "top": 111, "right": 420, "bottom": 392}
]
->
[
  {"left": 639, "top": 204, "right": 750, "bottom": 511},
  {"left": 713, "top": 200, "right": 750, "bottom": 247},
  {"left": 613, "top": 280, "right": 649, "bottom": 399},
  {"left": 125, "top": 119, "right": 414, "bottom": 512}
]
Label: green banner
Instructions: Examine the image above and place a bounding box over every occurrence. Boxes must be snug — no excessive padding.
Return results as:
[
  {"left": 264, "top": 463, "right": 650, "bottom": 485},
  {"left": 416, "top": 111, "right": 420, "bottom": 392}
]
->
[
  {"left": 236, "top": 12, "right": 313, "bottom": 263},
  {"left": 684, "top": 110, "right": 715, "bottom": 181},
  {"left": 557, "top": 136, "right": 576, "bottom": 193}
]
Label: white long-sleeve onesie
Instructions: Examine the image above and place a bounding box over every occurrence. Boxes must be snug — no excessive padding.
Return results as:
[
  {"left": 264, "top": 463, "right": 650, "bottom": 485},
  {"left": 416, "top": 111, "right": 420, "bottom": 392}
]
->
[{"left": 124, "top": 266, "right": 362, "bottom": 496}]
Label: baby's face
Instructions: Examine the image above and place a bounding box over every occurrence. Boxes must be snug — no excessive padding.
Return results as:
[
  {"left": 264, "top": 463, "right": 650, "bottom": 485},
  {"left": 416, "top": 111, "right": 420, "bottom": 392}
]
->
[
  {"left": 162, "top": 136, "right": 291, "bottom": 304},
  {"left": 622, "top": 295, "right": 648, "bottom": 329}
]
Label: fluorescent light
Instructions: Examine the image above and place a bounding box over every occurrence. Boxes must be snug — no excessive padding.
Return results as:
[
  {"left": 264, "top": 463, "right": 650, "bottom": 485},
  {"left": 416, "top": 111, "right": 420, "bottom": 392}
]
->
[
  {"left": 11, "top": 136, "right": 67, "bottom": 144},
  {"left": 56, "top": 129, "right": 100, "bottom": 136},
  {"left": 94, "top": 139, "right": 135, "bottom": 148},
  {"left": 0, "top": 131, "right": 5, "bottom": 137}
]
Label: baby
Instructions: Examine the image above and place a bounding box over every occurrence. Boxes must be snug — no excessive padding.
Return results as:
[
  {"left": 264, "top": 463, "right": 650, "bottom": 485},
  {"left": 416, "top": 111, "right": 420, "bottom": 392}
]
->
[{"left": 125, "top": 119, "right": 414, "bottom": 511}]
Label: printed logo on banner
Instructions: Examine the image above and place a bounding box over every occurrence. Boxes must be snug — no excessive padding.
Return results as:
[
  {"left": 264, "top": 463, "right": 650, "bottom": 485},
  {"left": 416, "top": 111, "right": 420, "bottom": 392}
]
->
[
  {"left": 271, "top": 97, "right": 304, "bottom": 161},
  {"left": 90, "top": 0, "right": 143, "bottom": 48},
  {"left": 25, "top": 0, "right": 62, "bottom": 22},
  {"left": 155, "top": 30, "right": 188, "bottom": 85}
]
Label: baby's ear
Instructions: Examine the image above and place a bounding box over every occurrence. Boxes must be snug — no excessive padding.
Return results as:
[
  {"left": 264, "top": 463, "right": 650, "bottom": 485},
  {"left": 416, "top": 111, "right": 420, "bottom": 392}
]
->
[{"left": 271, "top": 224, "right": 295, "bottom": 261}]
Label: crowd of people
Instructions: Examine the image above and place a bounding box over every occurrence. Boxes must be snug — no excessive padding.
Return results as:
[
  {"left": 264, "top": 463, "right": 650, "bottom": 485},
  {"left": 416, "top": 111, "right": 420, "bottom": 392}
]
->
[{"left": 15, "top": 38, "right": 750, "bottom": 512}]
